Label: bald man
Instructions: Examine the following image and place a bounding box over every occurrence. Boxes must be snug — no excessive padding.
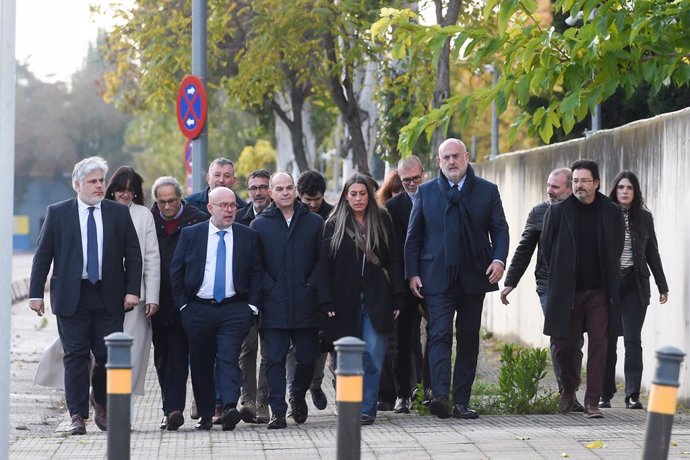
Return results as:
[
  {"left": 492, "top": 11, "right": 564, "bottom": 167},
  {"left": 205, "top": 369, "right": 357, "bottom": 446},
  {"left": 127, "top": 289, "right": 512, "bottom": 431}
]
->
[{"left": 249, "top": 172, "right": 324, "bottom": 429}]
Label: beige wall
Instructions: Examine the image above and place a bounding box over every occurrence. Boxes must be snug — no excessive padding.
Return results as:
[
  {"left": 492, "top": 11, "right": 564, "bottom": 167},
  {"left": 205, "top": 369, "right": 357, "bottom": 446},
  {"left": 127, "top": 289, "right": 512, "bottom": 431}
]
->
[{"left": 475, "top": 107, "right": 690, "bottom": 400}]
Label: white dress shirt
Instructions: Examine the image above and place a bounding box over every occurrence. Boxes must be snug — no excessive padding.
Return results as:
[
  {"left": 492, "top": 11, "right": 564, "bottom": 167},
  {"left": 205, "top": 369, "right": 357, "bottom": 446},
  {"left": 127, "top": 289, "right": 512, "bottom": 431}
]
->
[
  {"left": 77, "top": 197, "right": 104, "bottom": 280},
  {"left": 197, "top": 222, "right": 235, "bottom": 300}
]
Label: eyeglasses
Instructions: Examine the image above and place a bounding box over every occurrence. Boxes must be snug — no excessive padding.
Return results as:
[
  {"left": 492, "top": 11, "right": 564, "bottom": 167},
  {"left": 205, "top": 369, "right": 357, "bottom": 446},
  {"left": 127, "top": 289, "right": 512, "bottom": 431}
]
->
[
  {"left": 157, "top": 198, "right": 180, "bottom": 207},
  {"left": 210, "top": 202, "right": 238, "bottom": 211},
  {"left": 247, "top": 185, "right": 269, "bottom": 193},
  {"left": 401, "top": 175, "right": 422, "bottom": 185},
  {"left": 572, "top": 178, "right": 594, "bottom": 184}
]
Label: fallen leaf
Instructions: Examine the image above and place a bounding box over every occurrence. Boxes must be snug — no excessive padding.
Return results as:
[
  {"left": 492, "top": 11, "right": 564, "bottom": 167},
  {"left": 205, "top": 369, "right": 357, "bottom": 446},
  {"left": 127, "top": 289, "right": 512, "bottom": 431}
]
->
[
  {"left": 586, "top": 440, "right": 606, "bottom": 449},
  {"left": 516, "top": 436, "right": 530, "bottom": 440},
  {"left": 560, "top": 453, "right": 570, "bottom": 458},
  {"left": 671, "top": 441, "right": 678, "bottom": 447}
]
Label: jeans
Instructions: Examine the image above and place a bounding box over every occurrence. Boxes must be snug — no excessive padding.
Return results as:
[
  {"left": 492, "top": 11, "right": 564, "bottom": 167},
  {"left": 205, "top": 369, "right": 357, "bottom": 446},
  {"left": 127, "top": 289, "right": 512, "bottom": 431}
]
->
[{"left": 358, "top": 299, "right": 388, "bottom": 418}]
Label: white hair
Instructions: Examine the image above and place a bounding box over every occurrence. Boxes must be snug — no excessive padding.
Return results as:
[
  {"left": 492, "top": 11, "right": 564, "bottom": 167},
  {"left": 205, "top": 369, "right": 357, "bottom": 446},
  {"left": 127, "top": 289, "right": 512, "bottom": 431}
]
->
[{"left": 72, "top": 156, "right": 108, "bottom": 190}]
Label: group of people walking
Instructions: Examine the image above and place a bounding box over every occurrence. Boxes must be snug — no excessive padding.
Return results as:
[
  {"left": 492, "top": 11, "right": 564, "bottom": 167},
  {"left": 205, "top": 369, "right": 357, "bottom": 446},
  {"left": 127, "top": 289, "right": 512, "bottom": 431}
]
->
[{"left": 29, "top": 137, "right": 667, "bottom": 436}]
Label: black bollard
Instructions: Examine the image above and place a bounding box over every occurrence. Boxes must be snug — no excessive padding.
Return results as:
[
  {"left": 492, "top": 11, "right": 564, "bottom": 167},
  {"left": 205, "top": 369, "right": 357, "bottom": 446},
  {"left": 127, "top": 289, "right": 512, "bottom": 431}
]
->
[
  {"left": 642, "top": 346, "right": 685, "bottom": 460},
  {"left": 105, "top": 332, "right": 134, "bottom": 460},
  {"left": 335, "top": 336, "right": 366, "bottom": 460}
]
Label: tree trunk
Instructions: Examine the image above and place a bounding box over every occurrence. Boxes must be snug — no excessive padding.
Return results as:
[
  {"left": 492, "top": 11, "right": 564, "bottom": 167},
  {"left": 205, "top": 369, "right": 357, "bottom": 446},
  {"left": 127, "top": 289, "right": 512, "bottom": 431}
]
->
[
  {"left": 430, "top": 0, "right": 463, "bottom": 157},
  {"left": 323, "top": 31, "right": 370, "bottom": 173},
  {"left": 270, "top": 89, "right": 310, "bottom": 173}
]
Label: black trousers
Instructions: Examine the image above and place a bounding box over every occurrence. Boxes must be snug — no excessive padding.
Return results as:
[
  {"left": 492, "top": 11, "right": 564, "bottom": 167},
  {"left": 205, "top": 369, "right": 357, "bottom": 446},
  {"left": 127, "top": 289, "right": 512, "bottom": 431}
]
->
[
  {"left": 152, "top": 320, "right": 189, "bottom": 415},
  {"left": 181, "top": 299, "right": 253, "bottom": 420},
  {"left": 602, "top": 283, "right": 647, "bottom": 401},
  {"left": 57, "top": 281, "right": 124, "bottom": 418},
  {"left": 426, "top": 283, "right": 485, "bottom": 406},
  {"left": 263, "top": 328, "right": 319, "bottom": 415},
  {"left": 378, "top": 297, "right": 423, "bottom": 403}
]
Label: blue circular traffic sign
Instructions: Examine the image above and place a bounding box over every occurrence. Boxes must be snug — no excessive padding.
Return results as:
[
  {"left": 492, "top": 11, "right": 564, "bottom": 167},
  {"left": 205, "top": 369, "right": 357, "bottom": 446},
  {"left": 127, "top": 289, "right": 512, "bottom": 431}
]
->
[{"left": 176, "top": 75, "right": 208, "bottom": 139}]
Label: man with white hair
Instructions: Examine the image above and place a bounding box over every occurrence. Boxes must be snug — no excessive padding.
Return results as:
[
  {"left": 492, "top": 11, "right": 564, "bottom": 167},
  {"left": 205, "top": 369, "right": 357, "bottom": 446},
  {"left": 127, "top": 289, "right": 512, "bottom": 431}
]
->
[{"left": 29, "top": 156, "right": 142, "bottom": 435}]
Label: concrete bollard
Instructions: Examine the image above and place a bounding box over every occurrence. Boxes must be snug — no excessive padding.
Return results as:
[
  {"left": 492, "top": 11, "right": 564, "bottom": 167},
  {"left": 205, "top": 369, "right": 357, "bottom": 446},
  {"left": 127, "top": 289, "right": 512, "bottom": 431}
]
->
[
  {"left": 105, "top": 332, "right": 133, "bottom": 460},
  {"left": 335, "top": 336, "right": 366, "bottom": 460},
  {"left": 642, "top": 346, "right": 685, "bottom": 460}
]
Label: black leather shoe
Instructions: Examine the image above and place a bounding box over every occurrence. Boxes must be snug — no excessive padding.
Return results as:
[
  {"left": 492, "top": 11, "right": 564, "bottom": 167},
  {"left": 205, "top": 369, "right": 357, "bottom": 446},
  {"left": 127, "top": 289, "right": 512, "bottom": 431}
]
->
[
  {"left": 195, "top": 417, "right": 213, "bottom": 430},
  {"left": 159, "top": 416, "right": 168, "bottom": 430},
  {"left": 452, "top": 404, "right": 479, "bottom": 419},
  {"left": 290, "top": 397, "right": 308, "bottom": 424},
  {"left": 394, "top": 397, "right": 411, "bottom": 414},
  {"left": 310, "top": 388, "right": 328, "bottom": 410},
  {"left": 598, "top": 398, "right": 611, "bottom": 408},
  {"left": 428, "top": 397, "right": 451, "bottom": 419},
  {"left": 558, "top": 392, "right": 575, "bottom": 414},
  {"left": 361, "top": 414, "right": 375, "bottom": 425},
  {"left": 222, "top": 407, "right": 241, "bottom": 431},
  {"left": 377, "top": 401, "right": 394, "bottom": 411},
  {"left": 626, "top": 398, "right": 643, "bottom": 409},
  {"left": 166, "top": 410, "right": 184, "bottom": 431},
  {"left": 267, "top": 413, "right": 287, "bottom": 429},
  {"left": 69, "top": 414, "right": 86, "bottom": 435},
  {"left": 239, "top": 402, "right": 256, "bottom": 423}
]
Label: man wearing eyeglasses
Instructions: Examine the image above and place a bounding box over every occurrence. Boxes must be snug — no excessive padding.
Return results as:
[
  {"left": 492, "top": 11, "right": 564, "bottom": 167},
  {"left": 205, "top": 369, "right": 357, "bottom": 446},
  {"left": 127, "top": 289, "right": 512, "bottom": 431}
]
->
[
  {"left": 380, "top": 155, "right": 426, "bottom": 415},
  {"left": 500, "top": 168, "right": 585, "bottom": 412},
  {"left": 150, "top": 176, "right": 209, "bottom": 431},
  {"left": 541, "top": 159, "right": 624, "bottom": 419},
  {"left": 170, "top": 187, "right": 262, "bottom": 431},
  {"left": 234, "top": 169, "right": 272, "bottom": 424}
]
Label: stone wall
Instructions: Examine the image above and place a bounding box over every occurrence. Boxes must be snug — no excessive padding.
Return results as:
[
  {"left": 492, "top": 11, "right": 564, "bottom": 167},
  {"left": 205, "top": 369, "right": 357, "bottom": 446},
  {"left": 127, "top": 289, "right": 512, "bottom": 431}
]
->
[{"left": 476, "top": 107, "right": 690, "bottom": 400}]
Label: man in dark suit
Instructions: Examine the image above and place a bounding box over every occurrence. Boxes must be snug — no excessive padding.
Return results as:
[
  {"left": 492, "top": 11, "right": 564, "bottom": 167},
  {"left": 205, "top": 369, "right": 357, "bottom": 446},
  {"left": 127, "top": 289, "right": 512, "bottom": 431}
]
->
[
  {"left": 29, "top": 156, "right": 142, "bottom": 435},
  {"left": 381, "top": 155, "right": 426, "bottom": 414},
  {"left": 406, "top": 138, "right": 509, "bottom": 420},
  {"left": 170, "top": 187, "right": 262, "bottom": 431},
  {"left": 185, "top": 157, "right": 246, "bottom": 213}
]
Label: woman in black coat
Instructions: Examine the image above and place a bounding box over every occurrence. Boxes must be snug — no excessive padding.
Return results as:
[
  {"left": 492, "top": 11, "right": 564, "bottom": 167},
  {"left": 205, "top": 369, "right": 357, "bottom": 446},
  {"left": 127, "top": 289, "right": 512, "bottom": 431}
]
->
[
  {"left": 600, "top": 171, "right": 669, "bottom": 409},
  {"left": 318, "top": 173, "right": 405, "bottom": 425}
]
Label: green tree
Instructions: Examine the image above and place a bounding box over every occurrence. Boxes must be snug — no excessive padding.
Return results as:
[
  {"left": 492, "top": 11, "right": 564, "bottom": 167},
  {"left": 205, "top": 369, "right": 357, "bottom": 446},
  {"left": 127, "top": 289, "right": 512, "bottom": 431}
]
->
[{"left": 373, "top": 0, "right": 690, "bottom": 154}]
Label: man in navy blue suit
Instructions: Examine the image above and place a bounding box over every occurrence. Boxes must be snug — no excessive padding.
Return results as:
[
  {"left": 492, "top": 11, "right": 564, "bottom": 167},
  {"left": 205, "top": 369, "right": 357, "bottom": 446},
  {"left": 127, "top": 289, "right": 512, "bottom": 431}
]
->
[
  {"left": 405, "top": 138, "right": 509, "bottom": 420},
  {"left": 170, "top": 187, "right": 262, "bottom": 431},
  {"left": 29, "top": 156, "right": 142, "bottom": 435}
]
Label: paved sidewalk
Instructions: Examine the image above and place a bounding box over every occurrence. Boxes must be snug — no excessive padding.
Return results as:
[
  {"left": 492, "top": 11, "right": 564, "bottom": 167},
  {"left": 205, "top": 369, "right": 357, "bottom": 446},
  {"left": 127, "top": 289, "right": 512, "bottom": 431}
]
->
[{"left": 9, "top": 253, "right": 690, "bottom": 459}]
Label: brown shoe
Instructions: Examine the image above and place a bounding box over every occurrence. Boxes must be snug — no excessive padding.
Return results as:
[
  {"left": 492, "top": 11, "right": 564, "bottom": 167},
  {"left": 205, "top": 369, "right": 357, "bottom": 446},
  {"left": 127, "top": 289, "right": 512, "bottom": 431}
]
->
[
  {"left": 584, "top": 405, "right": 604, "bottom": 418},
  {"left": 90, "top": 393, "right": 107, "bottom": 431},
  {"left": 558, "top": 392, "right": 574, "bottom": 414},
  {"left": 69, "top": 414, "right": 86, "bottom": 435}
]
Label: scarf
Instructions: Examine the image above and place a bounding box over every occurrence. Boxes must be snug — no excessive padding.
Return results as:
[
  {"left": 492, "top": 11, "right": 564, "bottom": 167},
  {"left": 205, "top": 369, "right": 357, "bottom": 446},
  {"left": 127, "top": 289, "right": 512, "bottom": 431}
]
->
[{"left": 437, "top": 165, "right": 492, "bottom": 283}]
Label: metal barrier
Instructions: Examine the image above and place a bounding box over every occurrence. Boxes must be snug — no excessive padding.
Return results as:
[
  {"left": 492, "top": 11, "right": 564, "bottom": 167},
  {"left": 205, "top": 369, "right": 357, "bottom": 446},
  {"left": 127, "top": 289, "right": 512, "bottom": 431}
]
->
[
  {"left": 335, "top": 337, "right": 365, "bottom": 460},
  {"left": 105, "top": 332, "right": 133, "bottom": 460},
  {"left": 642, "top": 346, "right": 685, "bottom": 460}
]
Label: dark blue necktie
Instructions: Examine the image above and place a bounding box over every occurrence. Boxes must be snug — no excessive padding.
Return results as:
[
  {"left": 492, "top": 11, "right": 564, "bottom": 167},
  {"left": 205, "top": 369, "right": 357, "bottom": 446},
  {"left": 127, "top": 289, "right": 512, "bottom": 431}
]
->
[
  {"left": 213, "top": 230, "right": 227, "bottom": 302},
  {"left": 86, "top": 206, "right": 99, "bottom": 284}
]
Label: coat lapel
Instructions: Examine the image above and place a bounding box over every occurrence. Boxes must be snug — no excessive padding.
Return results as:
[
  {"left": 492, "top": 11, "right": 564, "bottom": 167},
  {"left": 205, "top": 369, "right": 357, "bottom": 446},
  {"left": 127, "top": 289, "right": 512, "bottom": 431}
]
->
[{"left": 69, "top": 199, "right": 84, "bottom": 265}]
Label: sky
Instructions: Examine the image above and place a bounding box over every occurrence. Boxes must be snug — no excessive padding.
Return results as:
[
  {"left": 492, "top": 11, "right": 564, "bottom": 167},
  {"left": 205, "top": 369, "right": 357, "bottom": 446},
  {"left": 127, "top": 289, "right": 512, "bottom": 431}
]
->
[{"left": 15, "top": 0, "right": 131, "bottom": 84}]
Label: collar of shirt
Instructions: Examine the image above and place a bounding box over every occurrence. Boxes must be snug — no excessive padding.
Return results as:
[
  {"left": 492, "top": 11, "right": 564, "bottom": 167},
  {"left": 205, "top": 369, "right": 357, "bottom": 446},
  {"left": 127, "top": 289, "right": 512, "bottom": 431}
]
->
[
  {"left": 161, "top": 203, "right": 184, "bottom": 221},
  {"left": 208, "top": 221, "right": 233, "bottom": 238},
  {"left": 447, "top": 175, "right": 467, "bottom": 191},
  {"left": 77, "top": 197, "right": 102, "bottom": 212}
]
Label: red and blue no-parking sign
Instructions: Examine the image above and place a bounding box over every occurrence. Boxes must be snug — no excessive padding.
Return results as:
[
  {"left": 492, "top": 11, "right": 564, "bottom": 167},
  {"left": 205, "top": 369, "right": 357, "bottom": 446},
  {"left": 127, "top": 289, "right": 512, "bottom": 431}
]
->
[{"left": 176, "top": 75, "right": 208, "bottom": 139}]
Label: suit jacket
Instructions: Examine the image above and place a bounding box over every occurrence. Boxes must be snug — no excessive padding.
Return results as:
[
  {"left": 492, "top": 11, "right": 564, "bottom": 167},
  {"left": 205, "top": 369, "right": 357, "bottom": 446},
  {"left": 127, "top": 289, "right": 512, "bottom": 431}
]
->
[
  {"left": 169, "top": 220, "right": 262, "bottom": 309},
  {"left": 386, "top": 192, "right": 413, "bottom": 250},
  {"left": 29, "top": 198, "right": 143, "bottom": 317},
  {"left": 405, "top": 166, "right": 509, "bottom": 295}
]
